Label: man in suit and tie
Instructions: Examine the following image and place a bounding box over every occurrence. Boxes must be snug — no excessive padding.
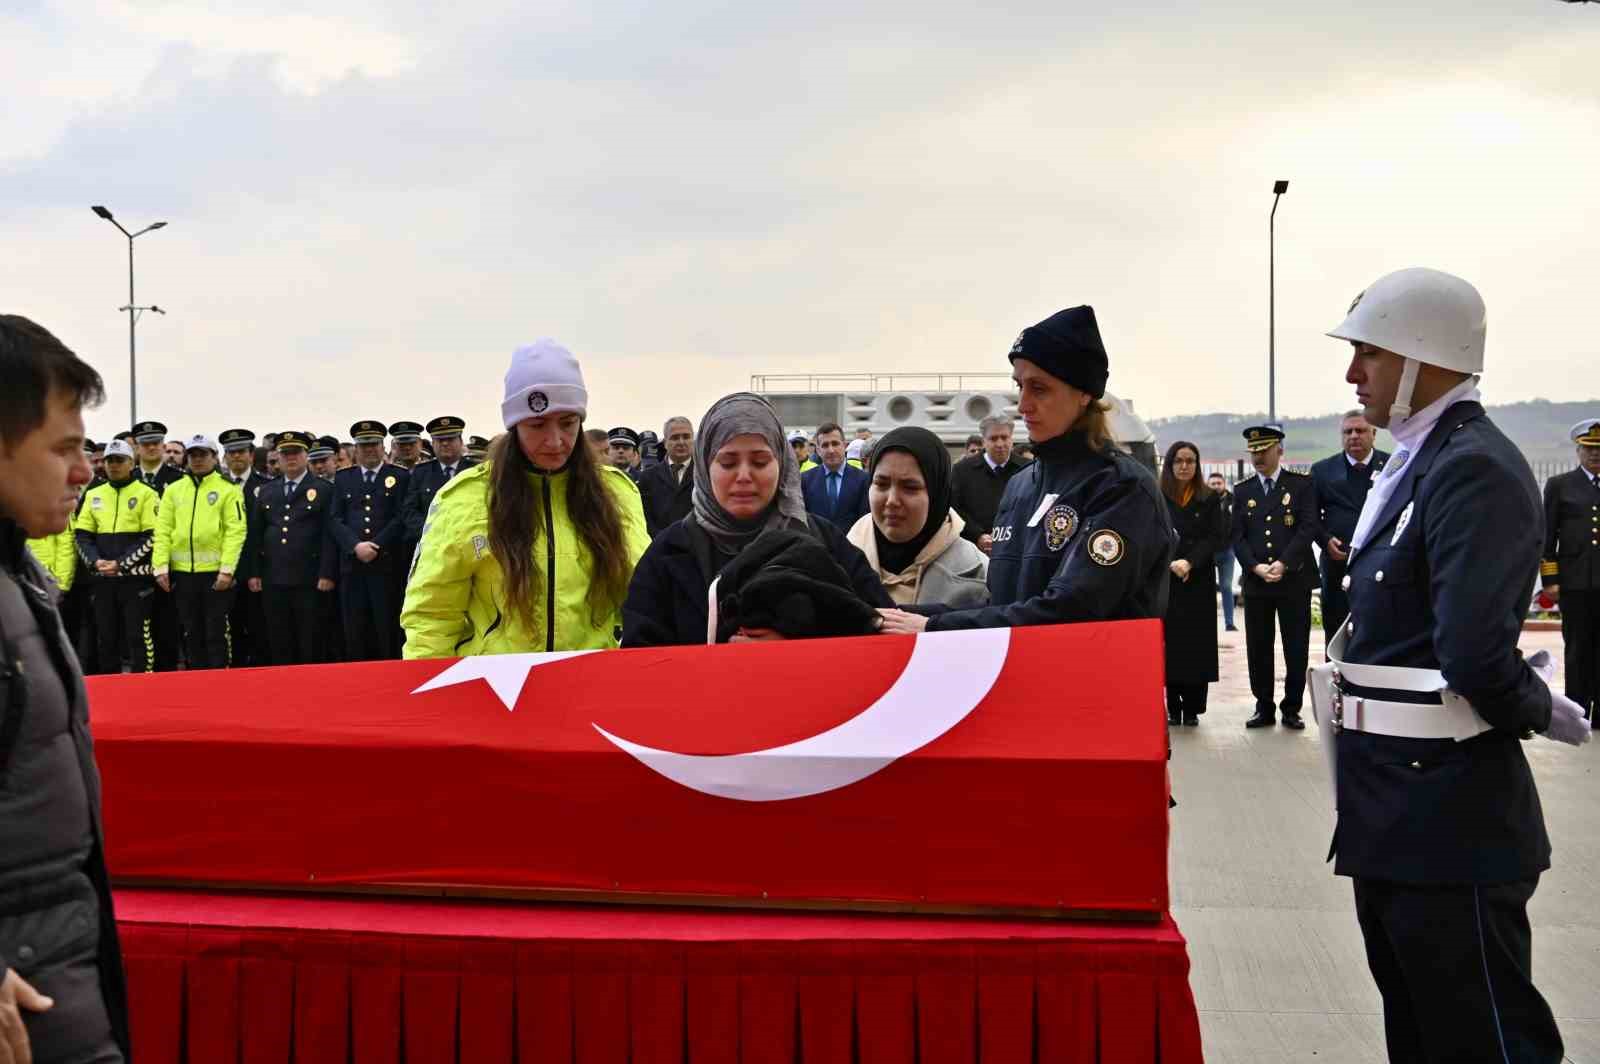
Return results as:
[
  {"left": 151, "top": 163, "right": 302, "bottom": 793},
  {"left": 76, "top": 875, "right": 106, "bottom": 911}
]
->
[
  {"left": 800, "top": 421, "right": 869, "bottom": 531},
  {"left": 1231, "top": 424, "right": 1320, "bottom": 729},
  {"left": 239, "top": 430, "right": 337, "bottom": 665},
  {"left": 639, "top": 416, "right": 696, "bottom": 536},
  {"left": 1309, "top": 410, "right": 1388, "bottom": 644},
  {"left": 1541, "top": 418, "right": 1600, "bottom": 720}
]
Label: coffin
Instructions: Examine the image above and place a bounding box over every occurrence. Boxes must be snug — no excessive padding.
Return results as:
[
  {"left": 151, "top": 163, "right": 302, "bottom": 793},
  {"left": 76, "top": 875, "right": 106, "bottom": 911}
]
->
[{"left": 91, "top": 622, "right": 1170, "bottom": 917}]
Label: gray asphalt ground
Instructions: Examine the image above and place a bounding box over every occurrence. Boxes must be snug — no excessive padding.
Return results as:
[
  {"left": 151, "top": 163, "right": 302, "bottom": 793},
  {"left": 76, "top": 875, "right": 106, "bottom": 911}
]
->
[{"left": 1169, "top": 614, "right": 1597, "bottom": 1062}]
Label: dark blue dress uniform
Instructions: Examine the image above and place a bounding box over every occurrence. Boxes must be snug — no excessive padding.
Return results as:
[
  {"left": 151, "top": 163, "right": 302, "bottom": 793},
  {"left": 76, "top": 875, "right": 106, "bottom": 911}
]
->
[
  {"left": 1335, "top": 400, "right": 1562, "bottom": 1063},
  {"left": 239, "top": 433, "right": 336, "bottom": 666},
  {"left": 1309, "top": 448, "right": 1388, "bottom": 641},
  {"left": 1540, "top": 432, "right": 1600, "bottom": 719},
  {"left": 330, "top": 424, "right": 412, "bottom": 661},
  {"left": 926, "top": 432, "right": 1171, "bottom": 630},
  {"left": 1231, "top": 427, "right": 1320, "bottom": 727}
]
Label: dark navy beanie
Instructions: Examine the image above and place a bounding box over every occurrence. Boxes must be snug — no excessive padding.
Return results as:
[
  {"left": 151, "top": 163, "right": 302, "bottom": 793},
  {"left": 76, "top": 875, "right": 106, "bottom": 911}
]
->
[{"left": 1008, "top": 305, "right": 1109, "bottom": 399}]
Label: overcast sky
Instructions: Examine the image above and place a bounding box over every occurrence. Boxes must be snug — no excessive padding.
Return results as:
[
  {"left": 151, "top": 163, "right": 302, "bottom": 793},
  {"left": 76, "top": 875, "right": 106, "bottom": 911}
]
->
[{"left": 4, "top": 0, "right": 1596, "bottom": 446}]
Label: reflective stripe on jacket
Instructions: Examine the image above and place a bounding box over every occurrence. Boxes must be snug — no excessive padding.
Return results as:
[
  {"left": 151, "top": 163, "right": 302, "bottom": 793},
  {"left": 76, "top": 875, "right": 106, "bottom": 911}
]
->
[
  {"left": 401, "top": 461, "right": 650, "bottom": 658},
  {"left": 152, "top": 471, "right": 247, "bottom": 575}
]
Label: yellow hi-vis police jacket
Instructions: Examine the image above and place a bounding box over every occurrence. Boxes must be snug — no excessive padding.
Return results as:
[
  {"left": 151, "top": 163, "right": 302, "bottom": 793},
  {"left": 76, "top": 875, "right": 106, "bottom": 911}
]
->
[
  {"left": 400, "top": 461, "right": 650, "bottom": 659},
  {"left": 26, "top": 529, "right": 77, "bottom": 592},
  {"left": 152, "top": 470, "right": 247, "bottom": 576}
]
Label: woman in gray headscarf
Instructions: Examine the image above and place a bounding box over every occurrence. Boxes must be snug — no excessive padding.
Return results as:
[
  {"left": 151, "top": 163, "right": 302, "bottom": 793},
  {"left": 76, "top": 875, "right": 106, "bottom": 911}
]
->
[{"left": 621, "top": 393, "right": 891, "bottom": 646}]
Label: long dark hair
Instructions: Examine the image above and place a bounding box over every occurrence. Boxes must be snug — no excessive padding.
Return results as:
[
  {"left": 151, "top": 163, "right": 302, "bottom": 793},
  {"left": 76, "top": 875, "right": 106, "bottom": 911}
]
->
[
  {"left": 1160, "top": 440, "right": 1211, "bottom": 505},
  {"left": 487, "top": 426, "right": 632, "bottom": 634}
]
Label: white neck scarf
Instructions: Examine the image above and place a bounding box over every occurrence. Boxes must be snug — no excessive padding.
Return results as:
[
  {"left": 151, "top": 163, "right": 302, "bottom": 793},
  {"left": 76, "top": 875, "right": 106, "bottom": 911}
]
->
[{"left": 1350, "top": 376, "right": 1480, "bottom": 552}]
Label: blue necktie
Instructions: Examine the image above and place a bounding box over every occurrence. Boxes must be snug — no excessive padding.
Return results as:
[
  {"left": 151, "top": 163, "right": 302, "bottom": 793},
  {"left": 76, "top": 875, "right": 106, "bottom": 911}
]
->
[{"left": 828, "top": 471, "right": 840, "bottom": 507}]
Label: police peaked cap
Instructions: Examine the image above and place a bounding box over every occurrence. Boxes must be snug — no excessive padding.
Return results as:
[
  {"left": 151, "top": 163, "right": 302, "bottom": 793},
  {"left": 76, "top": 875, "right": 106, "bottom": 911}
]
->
[
  {"left": 131, "top": 420, "right": 168, "bottom": 443},
  {"left": 426, "top": 416, "right": 466, "bottom": 438},
  {"left": 467, "top": 435, "right": 490, "bottom": 449},
  {"left": 275, "top": 430, "right": 313, "bottom": 451},
  {"left": 388, "top": 421, "right": 424, "bottom": 442},
  {"left": 1242, "top": 424, "right": 1286, "bottom": 452},
  {"left": 219, "top": 428, "right": 256, "bottom": 452},
  {"left": 1570, "top": 419, "right": 1600, "bottom": 447},
  {"left": 608, "top": 427, "right": 641, "bottom": 447},
  {"left": 350, "top": 420, "right": 387, "bottom": 442},
  {"left": 308, "top": 436, "right": 339, "bottom": 460},
  {"left": 1008, "top": 306, "right": 1109, "bottom": 400}
]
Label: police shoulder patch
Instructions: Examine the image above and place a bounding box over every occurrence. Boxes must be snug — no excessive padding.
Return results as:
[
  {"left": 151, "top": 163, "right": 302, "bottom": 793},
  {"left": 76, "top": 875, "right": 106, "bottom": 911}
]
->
[
  {"left": 1087, "top": 529, "right": 1126, "bottom": 567},
  {"left": 1043, "top": 504, "right": 1079, "bottom": 552}
]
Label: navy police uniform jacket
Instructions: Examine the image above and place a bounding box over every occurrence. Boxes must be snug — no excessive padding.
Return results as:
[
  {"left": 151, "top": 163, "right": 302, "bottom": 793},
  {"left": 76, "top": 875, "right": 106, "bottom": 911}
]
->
[
  {"left": 1231, "top": 470, "right": 1319, "bottom": 597},
  {"left": 1332, "top": 401, "right": 1551, "bottom": 885},
  {"left": 329, "top": 464, "right": 411, "bottom": 566},
  {"left": 927, "top": 433, "right": 1171, "bottom": 630},
  {"left": 400, "top": 458, "right": 475, "bottom": 547},
  {"left": 240, "top": 475, "right": 337, "bottom": 586},
  {"left": 1540, "top": 468, "right": 1600, "bottom": 592}
]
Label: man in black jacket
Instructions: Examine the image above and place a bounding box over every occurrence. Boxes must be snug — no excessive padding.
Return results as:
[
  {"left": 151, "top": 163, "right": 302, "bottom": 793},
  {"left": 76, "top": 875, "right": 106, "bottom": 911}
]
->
[
  {"left": 1308, "top": 411, "right": 1388, "bottom": 643},
  {"left": 1232, "top": 424, "right": 1320, "bottom": 729},
  {"left": 638, "top": 416, "right": 695, "bottom": 537},
  {"left": 1324, "top": 268, "right": 1587, "bottom": 1063},
  {"left": 948, "top": 415, "right": 1028, "bottom": 553},
  {"left": 1540, "top": 418, "right": 1600, "bottom": 720},
  {"left": 0, "top": 314, "right": 130, "bottom": 1063}
]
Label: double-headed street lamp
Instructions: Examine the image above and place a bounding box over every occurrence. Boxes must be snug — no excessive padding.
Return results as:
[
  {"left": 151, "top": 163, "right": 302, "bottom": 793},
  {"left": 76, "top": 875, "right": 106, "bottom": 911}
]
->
[
  {"left": 91, "top": 205, "right": 168, "bottom": 426},
  {"left": 1268, "top": 179, "right": 1289, "bottom": 423}
]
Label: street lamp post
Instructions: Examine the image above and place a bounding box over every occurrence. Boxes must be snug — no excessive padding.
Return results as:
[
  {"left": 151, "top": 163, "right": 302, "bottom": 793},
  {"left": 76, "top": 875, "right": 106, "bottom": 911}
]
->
[
  {"left": 1268, "top": 180, "right": 1289, "bottom": 423},
  {"left": 91, "top": 206, "right": 167, "bottom": 426}
]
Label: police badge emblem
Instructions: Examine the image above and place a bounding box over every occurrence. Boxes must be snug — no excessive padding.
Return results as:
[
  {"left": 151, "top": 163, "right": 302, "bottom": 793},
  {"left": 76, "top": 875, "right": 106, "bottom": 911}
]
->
[
  {"left": 1285, "top": 514, "right": 1295, "bottom": 527},
  {"left": 1247, "top": 499, "right": 1257, "bottom": 509},
  {"left": 1043, "top": 504, "right": 1079, "bottom": 552},
  {"left": 1389, "top": 450, "right": 1409, "bottom": 474},
  {"left": 1282, "top": 492, "right": 1291, "bottom": 506},
  {"left": 91, "top": 496, "right": 103, "bottom": 510},
  {"left": 385, "top": 475, "right": 397, "bottom": 489},
  {"left": 206, "top": 490, "right": 219, "bottom": 505},
  {"left": 127, "top": 497, "right": 137, "bottom": 511},
  {"left": 306, "top": 488, "right": 317, "bottom": 502},
  {"left": 1087, "top": 529, "right": 1125, "bottom": 566},
  {"left": 1390, "top": 501, "right": 1414, "bottom": 546},
  {"left": 528, "top": 391, "right": 549, "bottom": 414}
]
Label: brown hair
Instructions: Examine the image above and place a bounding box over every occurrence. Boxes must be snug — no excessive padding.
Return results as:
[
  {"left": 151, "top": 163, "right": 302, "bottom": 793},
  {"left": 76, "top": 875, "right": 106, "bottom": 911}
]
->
[
  {"left": 487, "top": 428, "right": 632, "bottom": 635},
  {"left": 1073, "top": 399, "right": 1124, "bottom": 454},
  {"left": 1160, "top": 440, "right": 1211, "bottom": 504},
  {"left": 815, "top": 421, "right": 844, "bottom": 441}
]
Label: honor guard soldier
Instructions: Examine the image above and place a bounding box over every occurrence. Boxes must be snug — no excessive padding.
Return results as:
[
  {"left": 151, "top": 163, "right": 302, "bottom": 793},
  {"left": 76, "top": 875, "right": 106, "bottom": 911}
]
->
[
  {"left": 1309, "top": 411, "right": 1388, "bottom": 643},
  {"left": 388, "top": 420, "right": 424, "bottom": 469},
  {"left": 879, "top": 306, "right": 1173, "bottom": 637},
  {"left": 74, "top": 438, "right": 161, "bottom": 672},
  {"left": 152, "top": 435, "right": 246, "bottom": 669},
  {"left": 330, "top": 420, "right": 411, "bottom": 660},
  {"left": 1231, "top": 424, "right": 1319, "bottom": 728},
  {"left": 1540, "top": 418, "right": 1600, "bottom": 720},
  {"left": 400, "top": 416, "right": 476, "bottom": 574},
  {"left": 1315, "top": 268, "right": 1588, "bottom": 1063},
  {"left": 465, "top": 435, "right": 490, "bottom": 462},
  {"left": 239, "top": 430, "right": 336, "bottom": 665},
  {"left": 608, "top": 427, "right": 643, "bottom": 482}
]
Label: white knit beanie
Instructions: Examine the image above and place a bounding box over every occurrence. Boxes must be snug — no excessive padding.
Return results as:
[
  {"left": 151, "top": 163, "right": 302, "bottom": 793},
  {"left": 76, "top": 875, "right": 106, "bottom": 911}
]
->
[{"left": 502, "top": 339, "right": 589, "bottom": 430}]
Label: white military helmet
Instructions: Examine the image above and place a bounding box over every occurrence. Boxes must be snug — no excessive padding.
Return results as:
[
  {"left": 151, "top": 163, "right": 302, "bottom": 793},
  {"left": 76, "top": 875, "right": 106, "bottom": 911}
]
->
[{"left": 1327, "top": 267, "right": 1485, "bottom": 422}]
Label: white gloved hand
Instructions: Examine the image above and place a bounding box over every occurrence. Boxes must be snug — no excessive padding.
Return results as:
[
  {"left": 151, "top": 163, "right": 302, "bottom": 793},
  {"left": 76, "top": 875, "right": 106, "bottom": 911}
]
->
[
  {"left": 1543, "top": 690, "right": 1592, "bottom": 747},
  {"left": 1527, "top": 649, "right": 1557, "bottom": 686}
]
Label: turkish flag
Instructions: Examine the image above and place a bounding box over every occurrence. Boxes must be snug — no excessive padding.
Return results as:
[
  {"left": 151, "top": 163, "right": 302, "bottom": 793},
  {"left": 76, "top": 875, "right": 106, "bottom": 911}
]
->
[{"left": 92, "top": 621, "right": 1170, "bottom": 915}]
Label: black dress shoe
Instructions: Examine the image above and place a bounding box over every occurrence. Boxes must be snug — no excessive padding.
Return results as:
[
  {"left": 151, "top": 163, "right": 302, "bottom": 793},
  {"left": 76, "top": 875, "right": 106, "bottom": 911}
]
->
[
  {"left": 1167, "top": 711, "right": 1182, "bottom": 726},
  {"left": 1183, "top": 714, "right": 1199, "bottom": 727},
  {"left": 1245, "top": 713, "right": 1276, "bottom": 728},
  {"left": 1281, "top": 714, "right": 1306, "bottom": 731}
]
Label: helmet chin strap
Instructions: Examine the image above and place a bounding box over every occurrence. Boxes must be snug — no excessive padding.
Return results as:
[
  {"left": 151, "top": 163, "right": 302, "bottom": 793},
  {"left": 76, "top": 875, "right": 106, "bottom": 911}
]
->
[{"left": 1388, "top": 357, "right": 1421, "bottom": 426}]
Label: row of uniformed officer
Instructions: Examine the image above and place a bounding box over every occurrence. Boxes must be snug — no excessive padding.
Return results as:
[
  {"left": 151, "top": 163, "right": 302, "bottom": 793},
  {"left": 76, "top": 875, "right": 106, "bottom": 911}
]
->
[{"left": 1540, "top": 418, "right": 1600, "bottom": 721}]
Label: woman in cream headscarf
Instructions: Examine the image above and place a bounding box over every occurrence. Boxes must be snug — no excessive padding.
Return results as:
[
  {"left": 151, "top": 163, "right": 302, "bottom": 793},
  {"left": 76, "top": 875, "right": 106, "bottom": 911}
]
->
[{"left": 621, "top": 392, "right": 890, "bottom": 646}]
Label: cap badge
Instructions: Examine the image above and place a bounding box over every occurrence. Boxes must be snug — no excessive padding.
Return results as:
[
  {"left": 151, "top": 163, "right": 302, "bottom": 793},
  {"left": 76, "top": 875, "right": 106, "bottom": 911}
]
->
[
  {"left": 1044, "top": 504, "right": 1079, "bottom": 552},
  {"left": 528, "top": 391, "right": 549, "bottom": 414},
  {"left": 1087, "top": 529, "right": 1125, "bottom": 567}
]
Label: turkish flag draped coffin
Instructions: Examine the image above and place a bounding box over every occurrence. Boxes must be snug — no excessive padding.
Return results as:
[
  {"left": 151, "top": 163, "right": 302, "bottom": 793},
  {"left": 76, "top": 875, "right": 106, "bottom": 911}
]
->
[{"left": 91, "top": 621, "right": 1171, "bottom": 915}]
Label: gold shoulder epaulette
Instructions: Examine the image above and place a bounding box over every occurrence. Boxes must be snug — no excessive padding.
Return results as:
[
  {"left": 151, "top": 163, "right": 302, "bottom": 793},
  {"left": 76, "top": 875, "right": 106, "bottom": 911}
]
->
[{"left": 1541, "top": 560, "right": 1560, "bottom": 577}]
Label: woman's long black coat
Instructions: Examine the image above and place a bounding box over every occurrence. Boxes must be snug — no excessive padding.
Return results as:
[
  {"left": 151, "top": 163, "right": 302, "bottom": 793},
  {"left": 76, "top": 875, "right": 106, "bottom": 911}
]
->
[{"left": 1163, "top": 491, "right": 1224, "bottom": 684}]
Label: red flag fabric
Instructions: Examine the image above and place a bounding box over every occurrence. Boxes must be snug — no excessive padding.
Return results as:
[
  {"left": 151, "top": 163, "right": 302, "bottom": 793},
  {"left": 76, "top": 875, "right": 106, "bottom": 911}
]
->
[{"left": 93, "top": 621, "right": 1169, "bottom": 915}]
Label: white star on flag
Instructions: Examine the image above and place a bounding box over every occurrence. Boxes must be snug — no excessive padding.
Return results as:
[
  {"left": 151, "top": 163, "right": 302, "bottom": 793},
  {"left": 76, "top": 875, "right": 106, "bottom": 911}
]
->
[{"left": 411, "top": 650, "right": 599, "bottom": 711}]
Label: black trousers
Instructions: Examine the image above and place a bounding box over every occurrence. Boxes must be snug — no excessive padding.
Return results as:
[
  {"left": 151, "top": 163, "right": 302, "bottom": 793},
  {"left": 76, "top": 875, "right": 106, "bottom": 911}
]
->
[
  {"left": 89, "top": 580, "right": 154, "bottom": 674},
  {"left": 1559, "top": 587, "right": 1599, "bottom": 719},
  {"left": 170, "top": 572, "right": 236, "bottom": 670},
  {"left": 341, "top": 558, "right": 398, "bottom": 661},
  {"left": 1166, "top": 683, "right": 1210, "bottom": 719},
  {"left": 260, "top": 585, "right": 321, "bottom": 666},
  {"left": 1243, "top": 590, "right": 1311, "bottom": 716},
  {"left": 227, "top": 587, "right": 267, "bottom": 667},
  {"left": 148, "top": 581, "right": 180, "bottom": 671},
  {"left": 1321, "top": 556, "right": 1351, "bottom": 646},
  {"left": 1354, "top": 877, "right": 1563, "bottom": 1064}
]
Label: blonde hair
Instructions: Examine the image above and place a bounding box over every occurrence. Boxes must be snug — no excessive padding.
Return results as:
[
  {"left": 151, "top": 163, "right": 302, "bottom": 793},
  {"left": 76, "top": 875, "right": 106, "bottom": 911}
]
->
[{"left": 1075, "top": 399, "right": 1125, "bottom": 454}]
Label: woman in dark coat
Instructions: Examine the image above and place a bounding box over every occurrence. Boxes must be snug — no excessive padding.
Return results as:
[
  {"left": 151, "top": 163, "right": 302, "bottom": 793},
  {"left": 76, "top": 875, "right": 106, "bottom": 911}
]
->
[
  {"left": 621, "top": 392, "right": 890, "bottom": 647},
  {"left": 1161, "top": 440, "right": 1224, "bottom": 725}
]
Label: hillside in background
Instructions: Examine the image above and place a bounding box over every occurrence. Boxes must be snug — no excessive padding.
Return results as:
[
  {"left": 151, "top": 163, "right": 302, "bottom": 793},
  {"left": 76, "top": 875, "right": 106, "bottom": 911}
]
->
[{"left": 1147, "top": 399, "right": 1598, "bottom": 475}]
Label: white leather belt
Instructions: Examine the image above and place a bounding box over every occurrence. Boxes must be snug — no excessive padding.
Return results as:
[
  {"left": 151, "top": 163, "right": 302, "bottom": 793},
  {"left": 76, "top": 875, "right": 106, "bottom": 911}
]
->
[{"left": 1317, "top": 623, "right": 1494, "bottom": 743}]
